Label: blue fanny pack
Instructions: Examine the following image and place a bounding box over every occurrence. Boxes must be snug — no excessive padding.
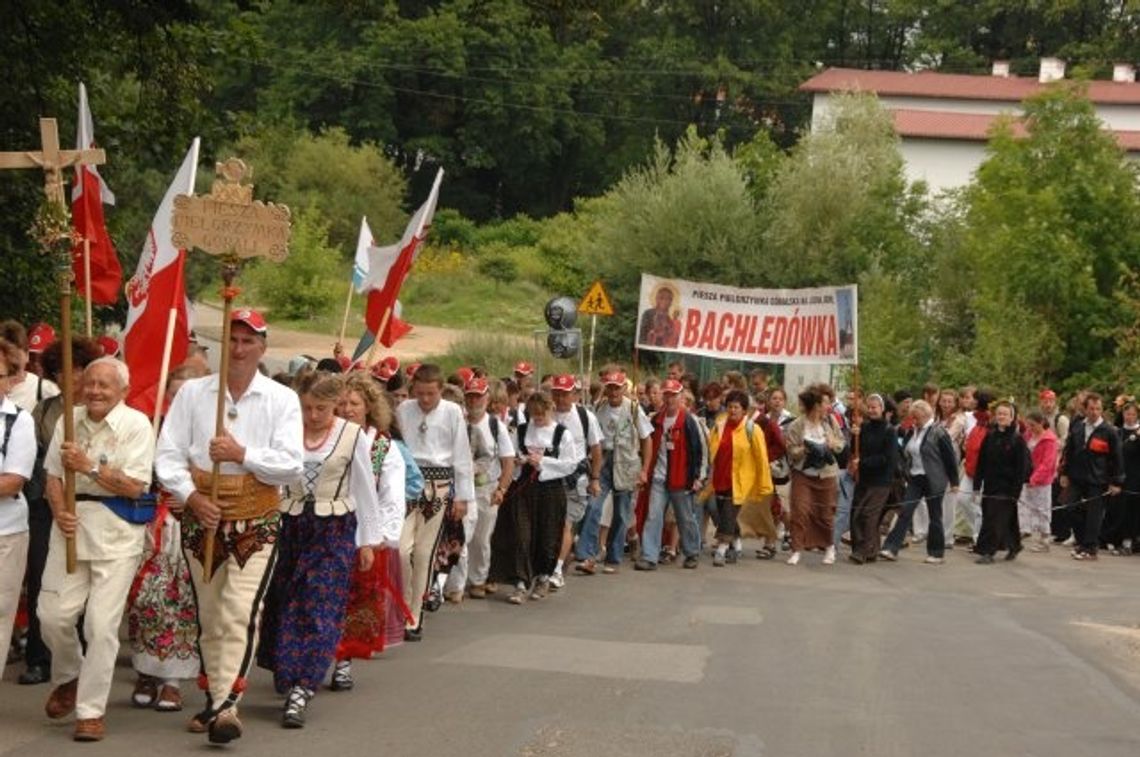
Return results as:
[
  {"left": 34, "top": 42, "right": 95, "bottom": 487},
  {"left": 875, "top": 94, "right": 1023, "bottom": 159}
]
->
[{"left": 79, "top": 494, "right": 157, "bottom": 525}]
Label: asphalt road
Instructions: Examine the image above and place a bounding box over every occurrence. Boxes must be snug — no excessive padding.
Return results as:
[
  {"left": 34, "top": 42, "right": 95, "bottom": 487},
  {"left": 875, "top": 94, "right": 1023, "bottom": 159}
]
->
[{"left": 4, "top": 542, "right": 1140, "bottom": 756}]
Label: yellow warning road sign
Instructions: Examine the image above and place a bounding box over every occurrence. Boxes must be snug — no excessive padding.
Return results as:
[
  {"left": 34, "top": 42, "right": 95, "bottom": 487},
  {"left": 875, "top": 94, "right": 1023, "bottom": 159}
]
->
[{"left": 578, "top": 279, "right": 615, "bottom": 316}]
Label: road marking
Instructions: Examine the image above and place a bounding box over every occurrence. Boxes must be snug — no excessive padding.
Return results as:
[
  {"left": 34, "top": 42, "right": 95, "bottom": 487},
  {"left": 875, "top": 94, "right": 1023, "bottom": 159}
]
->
[
  {"left": 1071, "top": 620, "right": 1140, "bottom": 639},
  {"left": 437, "top": 633, "right": 710, "bottom": 683},
  {"left": 691, "top": 605, "right": 763, "bottom": 625}
]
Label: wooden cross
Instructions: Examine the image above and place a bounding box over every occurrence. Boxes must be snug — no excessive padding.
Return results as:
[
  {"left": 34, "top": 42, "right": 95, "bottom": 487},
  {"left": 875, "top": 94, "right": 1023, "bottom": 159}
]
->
[
  {"left": 0, "top": 117, "right": 105, "bottom": 574},
  {"left": 0, "top": 117, "right": 105, "bottom": 205}
]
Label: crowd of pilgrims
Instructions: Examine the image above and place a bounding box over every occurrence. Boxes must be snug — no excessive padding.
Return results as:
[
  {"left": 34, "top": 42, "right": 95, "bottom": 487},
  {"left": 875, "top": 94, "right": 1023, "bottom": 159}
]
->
[{"left": 0, "top": 313, "right": 1136, "bottom": 743}]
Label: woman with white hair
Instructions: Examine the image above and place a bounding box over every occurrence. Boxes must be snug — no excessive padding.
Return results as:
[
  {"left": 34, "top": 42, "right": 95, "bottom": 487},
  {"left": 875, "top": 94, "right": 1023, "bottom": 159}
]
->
[{"left": 880, "top": 399, "right": 960, "bottom": 564}]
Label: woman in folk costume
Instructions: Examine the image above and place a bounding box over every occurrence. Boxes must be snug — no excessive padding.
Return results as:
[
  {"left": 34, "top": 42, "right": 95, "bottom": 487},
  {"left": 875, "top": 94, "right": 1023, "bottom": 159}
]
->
[
  {"left": 489, "top": 392, "right": 578, "bottom": 605},
  {"left": 256, "top": 372, "right": 384, "bottom": 728},
  {"left": 127, "top": 364, "right": 207, "bottom": 712},
  {"left": 331, "top": 373, "right": 407, "bottom": 690}
]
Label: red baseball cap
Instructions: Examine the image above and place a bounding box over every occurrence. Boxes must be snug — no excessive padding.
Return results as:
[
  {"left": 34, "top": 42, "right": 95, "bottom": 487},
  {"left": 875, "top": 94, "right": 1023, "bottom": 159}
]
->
[
  {"left": 96, "top": 335, "right": 120, "bottom": 358},
  {"left": 662, "top": 378, "right": 684, "bottom": 395},
  {"left": 1039, "top": 388, "right": 1056, "bottom": 400},
  {"left": 514, "top": 361, "right": 534, "bottom": 377},
  {"left": 372, "top": 356, "right": 399, "bottom": 381},
  {"left": 602, "top": 370, "right": 627, "bottom": 387},
  {"left": 405, "top": 361, "right": 421, "bottom": 378},
  {"left": 551, "top": 374, "right": 576, "bottom": 393},
  {"left": 334, "top": 355, "right": 351, "bottom": 371},
  {"left": 231, "top": 308, "right": 268, "bottom": 335},
  {"left": 456, "top": 366, "right": 475, "bottom": 385},
  {"left": 28, "top": 323, "right": 56, "bottom": 354},
  {"left": 464, "top": 377, "right": 489, "bottom": 395}
]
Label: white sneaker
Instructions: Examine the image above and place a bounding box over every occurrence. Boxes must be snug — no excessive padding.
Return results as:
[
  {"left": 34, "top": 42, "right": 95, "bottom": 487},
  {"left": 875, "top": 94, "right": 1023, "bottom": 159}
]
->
[
  {"left": 822, "top": 546, "right": 836, "bottom": 565},
  {"left": 549, "top": 571, "right": 565, "bottom": 590},
  {"left": 924, "top": 556, "right": 944, "bottom": 565},
  {"left": 786, "top": 551, "right": 801, "bottom": 566}
]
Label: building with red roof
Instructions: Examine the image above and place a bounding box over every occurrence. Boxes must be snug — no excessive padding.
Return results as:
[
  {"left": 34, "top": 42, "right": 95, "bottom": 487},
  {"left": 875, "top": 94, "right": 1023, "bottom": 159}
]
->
[{"left": 800, "top": 59, "right": 1140, "bottom": 193}]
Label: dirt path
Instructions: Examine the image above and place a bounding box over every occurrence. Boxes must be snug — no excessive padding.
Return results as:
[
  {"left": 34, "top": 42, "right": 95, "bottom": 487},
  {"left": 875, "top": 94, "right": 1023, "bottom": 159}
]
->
[{"left": 191, "top": 302, "right": 468, "bottom": 371}]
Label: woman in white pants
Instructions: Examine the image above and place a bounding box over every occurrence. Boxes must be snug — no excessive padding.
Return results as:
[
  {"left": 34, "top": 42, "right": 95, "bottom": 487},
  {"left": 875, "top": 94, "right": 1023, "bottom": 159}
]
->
[{"left": 0, "top": 337, "right": 36, "bottom": 670}]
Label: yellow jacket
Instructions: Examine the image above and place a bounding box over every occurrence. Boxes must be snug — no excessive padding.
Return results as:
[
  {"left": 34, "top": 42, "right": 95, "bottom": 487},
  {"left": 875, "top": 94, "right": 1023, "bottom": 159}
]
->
[{"left": 707, "top": 413, "right": 774, "bottom": 506}]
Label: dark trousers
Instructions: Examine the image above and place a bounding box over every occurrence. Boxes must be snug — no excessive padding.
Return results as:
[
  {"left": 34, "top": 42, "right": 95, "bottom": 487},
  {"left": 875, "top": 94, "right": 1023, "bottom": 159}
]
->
[
  {"left": 884, "top": 475, "right": 946, "bottom": 558},
  {"left": 22, "top": 505, "right": 53, "bottom": 670},
  {"left": 977, "top": 492, "right": 1021, "bottom": 556},
  {"left": 1069, "top": 481, "right": 1109, "bottom": 554},
  {"left": 850, "top": 483, "right": 890, "bottom": 559}
]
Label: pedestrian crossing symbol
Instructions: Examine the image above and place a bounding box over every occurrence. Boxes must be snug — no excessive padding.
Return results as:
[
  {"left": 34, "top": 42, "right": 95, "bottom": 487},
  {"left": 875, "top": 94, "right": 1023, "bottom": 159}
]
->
[{"left": 578, "top": 279, "right": 615, "bottom": 316}]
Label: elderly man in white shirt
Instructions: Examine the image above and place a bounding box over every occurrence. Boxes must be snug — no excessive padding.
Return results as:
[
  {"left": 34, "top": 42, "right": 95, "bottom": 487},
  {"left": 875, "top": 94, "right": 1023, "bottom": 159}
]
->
[
  {"left": 38, "top": 357, "right": 154, "bottom": 742},
  {"left": 155, "top": 309, "right": 303, "bottom": 745},
  {"left": 0, "top": 337, "right": 36, "bottom": 679},
  {"left": 394, "top": 364, "right": 473, "bottom": 640}
]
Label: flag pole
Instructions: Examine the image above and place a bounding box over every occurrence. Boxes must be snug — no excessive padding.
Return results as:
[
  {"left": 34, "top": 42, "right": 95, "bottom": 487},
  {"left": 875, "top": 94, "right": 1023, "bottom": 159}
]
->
[
  {"left": 151, "top": 254, "right": 185, "bottom": 436},
  {"left": 366, "top": 307, "right": 391, "bottom": 367},
  {"left": 83, "top": 238, "right": 93, "bottom": 337},
  {"left": 336, "top": 278, "right": 354, "bottom": 355}
]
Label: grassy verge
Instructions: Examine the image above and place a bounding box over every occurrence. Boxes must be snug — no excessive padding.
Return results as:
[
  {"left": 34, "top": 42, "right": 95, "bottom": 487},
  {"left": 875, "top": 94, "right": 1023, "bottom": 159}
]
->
[{"left": 219, "top": 255, "right": 553, "bottom": 338}]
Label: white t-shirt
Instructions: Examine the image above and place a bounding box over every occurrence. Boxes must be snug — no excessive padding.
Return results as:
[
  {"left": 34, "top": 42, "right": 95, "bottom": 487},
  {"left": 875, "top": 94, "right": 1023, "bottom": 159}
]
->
[
  {"left": 469, "top": 412, "right": 516, "bottom": 484},
  {"left": 654, "top": 412, "right": 679, "bottom": 483},
  {"left": 9, "top": 373, "right": 60, "bottom": 412},
  {"left": 0, "top": 397, "right": 35, "bottom": 535},
  {"left": 553, "top": 404, "right": 602, "bottom": 463}
]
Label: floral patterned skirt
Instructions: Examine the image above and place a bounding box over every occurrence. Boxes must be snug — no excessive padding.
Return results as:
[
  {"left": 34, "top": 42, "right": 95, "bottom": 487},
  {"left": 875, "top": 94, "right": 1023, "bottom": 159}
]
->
[
  {"left": 336, "top": 547, "right": 410, "bottom": 660},
  {"left": 127, "top": 513, "right": 200, "bottom": 680},
  {"left": 256, "top": 509, "right": 356, "bottom": 693}
]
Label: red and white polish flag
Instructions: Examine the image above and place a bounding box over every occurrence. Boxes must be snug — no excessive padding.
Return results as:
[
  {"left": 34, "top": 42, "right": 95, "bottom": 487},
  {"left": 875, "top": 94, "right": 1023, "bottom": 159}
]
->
[{"left": 71, "top": 82, "right": 122, "bottom": 305}]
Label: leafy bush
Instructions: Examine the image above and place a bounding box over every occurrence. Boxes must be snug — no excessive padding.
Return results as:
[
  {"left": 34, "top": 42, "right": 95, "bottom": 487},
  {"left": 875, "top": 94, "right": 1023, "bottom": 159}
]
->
[
  {"left": 476, "top": 245, "right": 520, "bottom": 287},
  {"left": 245, "top": 207, "right": 340, "bottom": 320}
]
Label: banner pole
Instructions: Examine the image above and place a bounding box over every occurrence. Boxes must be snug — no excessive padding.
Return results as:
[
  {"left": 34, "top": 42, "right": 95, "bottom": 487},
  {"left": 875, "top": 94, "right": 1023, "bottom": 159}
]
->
[
  {"left": 586, "top": 314, "right": 597, "bottom": 385},
  {"left": 336, "top": 278, "right": 354, "bottom": 355},
  {"left": 366, "top": 307, "right": 391, "bottom": 367}
]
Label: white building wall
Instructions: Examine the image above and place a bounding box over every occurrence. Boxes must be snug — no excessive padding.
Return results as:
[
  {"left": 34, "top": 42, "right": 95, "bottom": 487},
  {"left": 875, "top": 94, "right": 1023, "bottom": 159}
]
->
[
  {"left": 898, "top": 139, "right": 989, "bottom": 196},
  {"left": 811, "top": 91, "right": 1140, "bottom": 193}
]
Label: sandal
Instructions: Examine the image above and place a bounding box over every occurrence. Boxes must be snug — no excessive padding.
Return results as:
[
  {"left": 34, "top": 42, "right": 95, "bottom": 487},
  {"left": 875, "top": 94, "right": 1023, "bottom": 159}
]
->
[
  {"left": 132, "top": 675, "right": 158, "bottom": 708},
  {"left": 574, "top": 559, "right": 596, "bottom": 575},
  {"left": 155, "top": 683, "right": 183, "bottom": 712}
]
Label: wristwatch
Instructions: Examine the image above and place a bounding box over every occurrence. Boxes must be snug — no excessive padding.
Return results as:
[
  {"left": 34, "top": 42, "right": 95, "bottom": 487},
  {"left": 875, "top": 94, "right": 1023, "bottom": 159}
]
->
[{"left": 86, "top": 464, "right": 99, "bottom": 481}]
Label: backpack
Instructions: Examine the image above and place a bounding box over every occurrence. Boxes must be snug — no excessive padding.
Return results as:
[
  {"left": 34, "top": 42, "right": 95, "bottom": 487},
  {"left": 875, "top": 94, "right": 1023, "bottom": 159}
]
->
[
  {"left": 1, "top": 409, "right": 19, "bottom": 457},
  {"left": 517, "top": 422, "right": 571, "bottom": 484}
]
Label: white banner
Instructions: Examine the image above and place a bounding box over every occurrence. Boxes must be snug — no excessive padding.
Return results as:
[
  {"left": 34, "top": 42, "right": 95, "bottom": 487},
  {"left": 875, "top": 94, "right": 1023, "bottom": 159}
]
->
[{"left": 635, "top": 274, "right": 857, "bottom": 364}]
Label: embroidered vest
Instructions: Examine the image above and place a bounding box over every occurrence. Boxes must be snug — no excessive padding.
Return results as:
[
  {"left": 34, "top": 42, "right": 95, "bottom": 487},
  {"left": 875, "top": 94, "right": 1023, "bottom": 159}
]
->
[{"left": 282, "top": 420, "right": 362, "bottom": 517}]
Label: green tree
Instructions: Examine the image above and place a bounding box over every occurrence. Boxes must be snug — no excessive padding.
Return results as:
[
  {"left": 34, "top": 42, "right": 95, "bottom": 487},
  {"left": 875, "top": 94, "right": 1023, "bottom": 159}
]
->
[
  {"left": 955, "top": 84, "right": 1140, "bottom": 390},
  {"left": 580, "top": 128, "right": 764, "bottom": 359},
  {"left": 245, "top": 207, "right": 341, "bottom": 320},
  {"left": 231, "top": 126, "right": 408, "bottom": 251}
]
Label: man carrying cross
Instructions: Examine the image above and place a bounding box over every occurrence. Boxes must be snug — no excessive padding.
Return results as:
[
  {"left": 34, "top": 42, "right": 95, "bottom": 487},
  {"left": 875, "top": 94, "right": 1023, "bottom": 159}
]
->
[{"left": 155, "top": 309, "right": 303, "bottom": 744}]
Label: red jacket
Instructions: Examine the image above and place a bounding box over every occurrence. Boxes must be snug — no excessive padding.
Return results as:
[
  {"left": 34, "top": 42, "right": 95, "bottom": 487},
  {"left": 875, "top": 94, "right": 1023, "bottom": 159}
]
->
[{"left": 1025, "top": 428, "right": 1059, "bottom": 487}]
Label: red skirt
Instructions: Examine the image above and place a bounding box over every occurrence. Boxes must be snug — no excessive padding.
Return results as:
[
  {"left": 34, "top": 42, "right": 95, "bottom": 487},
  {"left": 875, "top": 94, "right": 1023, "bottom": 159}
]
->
[{"left": 336, "top": 547, "right": 412, "bottom": 660}]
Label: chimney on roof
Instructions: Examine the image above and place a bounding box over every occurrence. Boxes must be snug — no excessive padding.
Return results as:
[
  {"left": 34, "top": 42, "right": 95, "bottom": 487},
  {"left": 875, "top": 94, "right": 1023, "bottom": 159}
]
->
[
  {"left": 992, "top": 61, "right": 1011, "bottom": 78},
  {"left": 1113, "top": 63, "right": 1137, "bottom": 83},
  {"left": 1039, "top": 57, "right": 1066, "bottom": 83}
]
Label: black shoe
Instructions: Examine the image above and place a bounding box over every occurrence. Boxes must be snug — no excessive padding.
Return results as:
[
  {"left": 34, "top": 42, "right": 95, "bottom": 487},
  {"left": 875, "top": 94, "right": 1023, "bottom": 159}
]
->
[
  {"left": 1005, "top": 547, "right": 1021, "bottom": 561},
  {"left": 403, "top": 627, "right": 423, "bottom": 642},
  {"left": 330, "top": 661, "right": 353, "bottom": 691},
  {"left": 633, "top": 559, "right": 657, "bottom": 571},
  {"left": 975, "top": 555, "right": 995, "bottom": 564},
  {"left": 425, "top": 586, "right": 442, "bottom": 613},
  {"left": 18, "top": 665, "right": 50, "bottom": 685},
  {"left": 725, "top": 548, "right": 738, "bottom": 564},
  {"left": 683, "top": 556, "right": 699, "bottom": 569},
  {"left": 848, "top": 555, "right": 865, "bottom": 565},
  {"left": 282, "top": 686, "right": 312, "bottom": 729}
]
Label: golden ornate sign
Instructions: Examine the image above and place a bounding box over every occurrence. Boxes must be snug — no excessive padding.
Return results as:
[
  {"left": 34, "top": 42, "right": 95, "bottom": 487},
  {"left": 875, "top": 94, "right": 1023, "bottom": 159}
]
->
[{"left": 171, "top": 158, "right": 291, "bottom": 261}]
